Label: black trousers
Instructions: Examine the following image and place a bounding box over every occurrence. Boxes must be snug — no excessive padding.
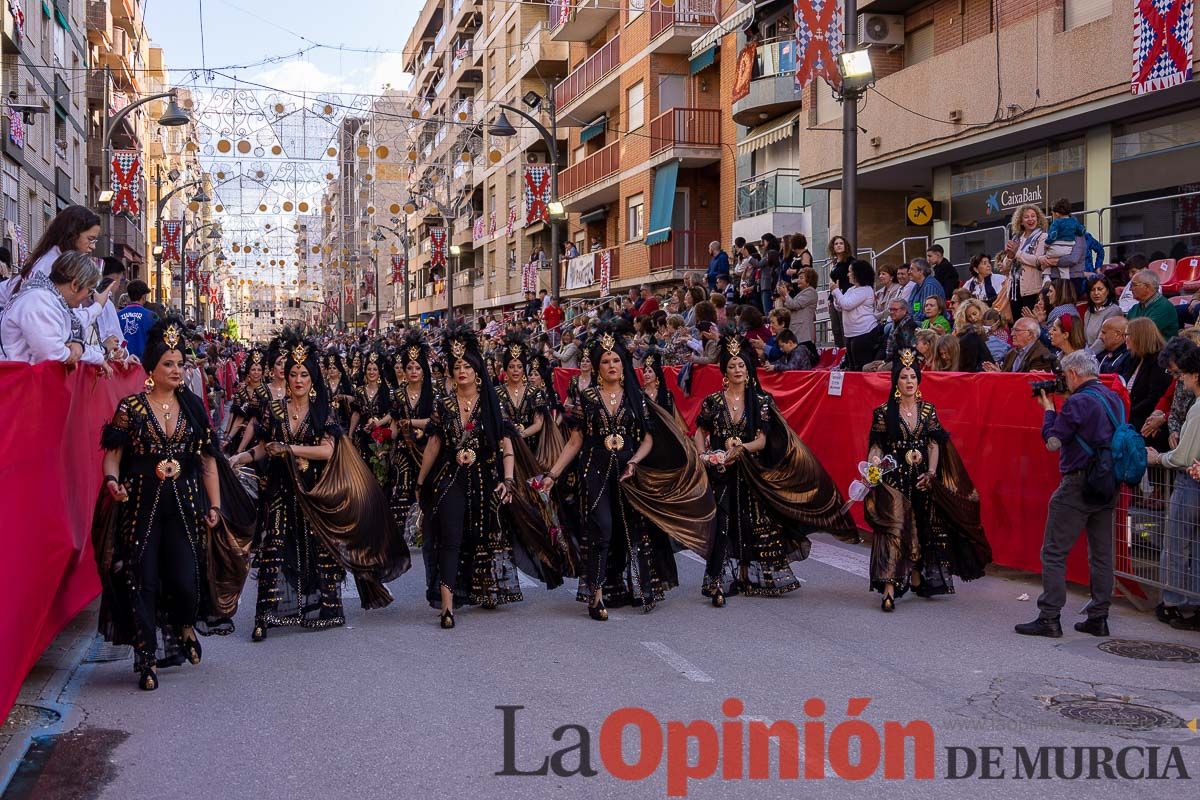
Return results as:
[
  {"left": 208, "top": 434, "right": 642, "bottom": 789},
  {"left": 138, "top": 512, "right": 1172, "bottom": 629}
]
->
[
  {"left": 433, "top": 477, "right": 469, "bottom": 593},
  {"left": 844, "top": 326, "right": 883, "bottom": 371},
  {"left": 132, "top": 504, "right": 199, "bottom": 658}
]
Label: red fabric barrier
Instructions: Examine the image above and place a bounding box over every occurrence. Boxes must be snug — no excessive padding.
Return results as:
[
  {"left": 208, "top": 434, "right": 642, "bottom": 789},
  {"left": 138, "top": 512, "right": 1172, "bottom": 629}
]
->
[
  {"left": 555, "top": 367, "right": 1126, "bottom": 587},
  {"left": 0, "top": 361, "right": 145, "bottom": 719}
]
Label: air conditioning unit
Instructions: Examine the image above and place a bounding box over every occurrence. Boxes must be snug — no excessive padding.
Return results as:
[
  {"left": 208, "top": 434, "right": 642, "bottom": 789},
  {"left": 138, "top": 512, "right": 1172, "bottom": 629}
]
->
[
  {"left": 527, "top": 152, "right": 542, "bottom": 164},
  {"left": 858, "top": 14, "right": 904, "bottom": 47}
]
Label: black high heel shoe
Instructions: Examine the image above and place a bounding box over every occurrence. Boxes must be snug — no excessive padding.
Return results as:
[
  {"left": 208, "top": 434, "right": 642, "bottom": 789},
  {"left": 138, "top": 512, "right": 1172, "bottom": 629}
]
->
[
  {"left": 711, "top": 590, "right": 726, "bottom": 608},
  {"left": 881, "top": 595, "right": 895, "bottom": 613},
  {"left": 180, "top": 635, "right": 202, "bottom": 665},
  {"left": 251, "top": 623, "right": 267, "bottom": 642},
  {"left": 588, "top": 600, "right": 608, "bottom": 621},
  {"left": 440, "top": 609, "right": 455, "bottom": 629},
  {"left": 138, "top": 666, "right": 158, "bottom": 691}
]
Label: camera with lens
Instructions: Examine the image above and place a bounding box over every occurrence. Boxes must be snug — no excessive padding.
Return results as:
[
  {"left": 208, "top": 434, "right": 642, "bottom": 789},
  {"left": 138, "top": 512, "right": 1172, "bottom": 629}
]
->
[{"left": 1031, "top": 361, "right": 1067, "bottom": 397}]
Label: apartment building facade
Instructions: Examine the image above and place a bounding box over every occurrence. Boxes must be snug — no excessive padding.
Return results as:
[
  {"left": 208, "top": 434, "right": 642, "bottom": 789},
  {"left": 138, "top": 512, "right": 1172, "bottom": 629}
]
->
[
  {"left": 2, "top": 0, "right": 90, "bottom": 268},
  {"left": 777, "top": 0, "right": 1200, "bottom": 268}
]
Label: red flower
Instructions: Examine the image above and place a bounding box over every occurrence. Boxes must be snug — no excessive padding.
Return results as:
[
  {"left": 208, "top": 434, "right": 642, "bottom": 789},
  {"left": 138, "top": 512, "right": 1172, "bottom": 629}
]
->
[
  {"left": 465, "top": 422, "right": 476, "bottom": 431},
  {"left": 371, "top": 426, "right": 392, "bottom": 443}
]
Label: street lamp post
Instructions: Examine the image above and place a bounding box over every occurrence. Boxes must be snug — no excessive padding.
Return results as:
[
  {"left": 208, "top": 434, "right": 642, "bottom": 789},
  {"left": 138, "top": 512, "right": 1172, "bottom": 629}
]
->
[
  {"left": 99, "top": 73, "right": 191, "bottom": 254},
  {"left": 489, "top": 94, "right": 565, "bottom": 302},
  {"left": 182, "top": 221, "right": 221, "bottom": 321},
  {"left": 373, "top": 220, "right": 412, "bottom": 326}
]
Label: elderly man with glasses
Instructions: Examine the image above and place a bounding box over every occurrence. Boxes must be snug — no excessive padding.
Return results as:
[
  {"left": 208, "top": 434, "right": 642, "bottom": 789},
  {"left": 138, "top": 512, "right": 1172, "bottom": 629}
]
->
[
  {"left": 986, "top": 317, "right": 1054, "bottom": 373},
  {"left": 1126, "top": 269, "right": 1179, "bottom": 341}
]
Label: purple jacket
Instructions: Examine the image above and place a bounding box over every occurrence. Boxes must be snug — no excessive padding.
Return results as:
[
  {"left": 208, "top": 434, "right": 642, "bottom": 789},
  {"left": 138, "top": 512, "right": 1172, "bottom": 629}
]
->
[{"left": 1041, "top": 380, "right": 1119, "bottom": 474}]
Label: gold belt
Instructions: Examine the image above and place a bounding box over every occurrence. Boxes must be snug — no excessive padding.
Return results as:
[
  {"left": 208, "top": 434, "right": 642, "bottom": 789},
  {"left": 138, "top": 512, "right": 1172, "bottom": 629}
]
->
[
  {"left": 457, "top": 448, "right": 477, "bottom": 466},
  {"left": 155, "top": 458, "right": 181, "bottom": 480},
  {"left": 604, "top": 433, "right": 625, "bottom": 452}
]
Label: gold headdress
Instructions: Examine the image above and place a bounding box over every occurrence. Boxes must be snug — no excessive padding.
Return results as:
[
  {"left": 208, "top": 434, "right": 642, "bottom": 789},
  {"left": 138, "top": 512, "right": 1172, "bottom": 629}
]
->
[
  {"left": 644, "top": 353, "right": 656, "bottom": 367},
  {"left": 450, "top": 340, "right": 466, "bottom": 359},
  {"left": 291, "top": 342, "right": 309, "bottom": 363},
  {"left": 899, "top": 349, "right": 916, "bottom": 368},
  {"left": 599, "top": 333, "right": 616, "bottom": 352},
  {"left": 508, "top": 344, "right": 523, "bottom": 360},
  {"left": 407, "top": 346, "right": 421, "bottom": 363},
  {"left": 163, "top": 324, "right": 181, "bottom": 350},
  {"left": 725, "top": 337, "right": 742, "bottom": 357},
  {"left": 250, "top": 351, "right": 264, "bottom": 365},
  {"left": 368, "top": 351, "right": 379, "bottom": 364}
]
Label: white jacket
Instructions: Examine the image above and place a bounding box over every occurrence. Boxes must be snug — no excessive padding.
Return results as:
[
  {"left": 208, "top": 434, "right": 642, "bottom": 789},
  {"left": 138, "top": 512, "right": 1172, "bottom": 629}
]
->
[
  {"left": 0, "top": 276, "right": 105, "bottom": 365},
  {"left": 0, "top": 247, "right": 61, "bottom": 311},
  {"left": 832, "top": 285, "right": 879, "bottom": 338}
]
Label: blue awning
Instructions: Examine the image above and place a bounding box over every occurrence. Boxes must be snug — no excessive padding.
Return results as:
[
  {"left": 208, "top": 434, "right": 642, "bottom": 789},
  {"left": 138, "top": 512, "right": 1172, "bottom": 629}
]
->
[
  {"left": 689, "top": 44, "right": 718, "bottom": 75},
  {"left": 580, "top": 115, "right": 607, "bottom": 144},
  {"left": 645, "top": 161, "right": 679, "bottom": 246}
]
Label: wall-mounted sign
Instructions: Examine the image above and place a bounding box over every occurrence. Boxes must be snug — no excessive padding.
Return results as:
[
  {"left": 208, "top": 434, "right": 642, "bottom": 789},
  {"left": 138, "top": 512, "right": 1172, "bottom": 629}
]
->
[
  {"left": 905, "top": 196, "right": 941, "bottom": 226},
  {"left": 984, "top": 183, "right": 1044, "bottom": 216}
]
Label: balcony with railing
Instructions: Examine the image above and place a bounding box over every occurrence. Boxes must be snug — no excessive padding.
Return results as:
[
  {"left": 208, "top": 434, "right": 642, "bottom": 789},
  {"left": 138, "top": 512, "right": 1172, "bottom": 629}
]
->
[
  {"left": 735, "top": 169, "right": 808, "bottom": 220},
  {"left": 649, "top": 107, "right": 721, "bottom": 163},
  {"left": 649, "top": 0, "right": 719, "bottom": 53},
  {"left": 650, "top": 229, "right": 720, "bottom": 273},
  {"left": 550, "top": 0, "right": 619, "bottom": 43},
  {"left": 731, "top": 36, "right": 804, "bottom": 126},
  {"left": 553, "top": 34, "right": 621, "bottom": 117},
  {"left": 559, "top": 245, "right": 621, "bottom": 296},
  {"left": 559, "top": 139, "right": 621, "bottom": 204},
  {"left": 88, "top": 0, "right": 114, "bottom": 49}
]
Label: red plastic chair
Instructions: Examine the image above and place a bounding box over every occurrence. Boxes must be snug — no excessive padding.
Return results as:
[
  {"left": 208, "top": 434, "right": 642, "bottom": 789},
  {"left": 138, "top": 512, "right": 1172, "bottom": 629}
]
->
[
  {"left": 1176, "top": 255, "right": 1200, "bottom": 294},
  {"left": 1149, "top": 258, "right": 1179, "bottom": 295}
]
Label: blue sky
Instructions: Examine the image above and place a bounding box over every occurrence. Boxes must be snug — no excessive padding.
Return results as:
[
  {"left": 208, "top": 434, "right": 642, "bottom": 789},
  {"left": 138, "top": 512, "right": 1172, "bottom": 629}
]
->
[{"left": 145, "top": 0, "right": 421, "bottom": 95}]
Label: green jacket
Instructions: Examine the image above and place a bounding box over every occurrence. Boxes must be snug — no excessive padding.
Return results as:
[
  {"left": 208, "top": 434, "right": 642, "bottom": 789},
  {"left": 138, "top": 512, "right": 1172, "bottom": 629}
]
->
[{"left": 1127, "top": 293, "right": 1179, "bottom": 340}]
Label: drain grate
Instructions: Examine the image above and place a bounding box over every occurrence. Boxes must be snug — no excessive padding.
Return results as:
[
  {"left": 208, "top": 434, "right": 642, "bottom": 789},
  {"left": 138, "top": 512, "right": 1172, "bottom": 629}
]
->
[
  {"left": 1052, "top": 698, "right": 1185, "bottom": 731},
  {"left": 82, "top": 637, "right": 132, "bottom": 664},
  {"left": 1, "top": 704, "right": 61, "bottom": 733},
  {"left": 1098, "top": 639, "right": 1200, "bottom": 664}
]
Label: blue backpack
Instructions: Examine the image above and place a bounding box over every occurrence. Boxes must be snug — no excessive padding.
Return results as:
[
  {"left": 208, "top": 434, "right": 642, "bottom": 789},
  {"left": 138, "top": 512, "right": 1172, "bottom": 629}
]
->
[{"left": 1076, "top": 386, "right": 1147, "bottom": 488}]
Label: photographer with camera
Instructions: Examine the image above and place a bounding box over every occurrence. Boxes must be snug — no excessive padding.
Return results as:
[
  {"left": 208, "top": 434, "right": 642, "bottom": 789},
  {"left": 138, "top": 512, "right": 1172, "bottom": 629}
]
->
[{"left": 1016, "top": 350, "right": 1122, "bottom": 639}]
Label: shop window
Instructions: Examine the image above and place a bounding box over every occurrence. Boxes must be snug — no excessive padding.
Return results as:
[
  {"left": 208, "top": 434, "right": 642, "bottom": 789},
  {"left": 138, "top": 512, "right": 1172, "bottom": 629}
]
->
[
  {"left": 905, "top": 24, "right": 934, "bottom": 67},
  {"left": 627, "top": 193, "right": 645, "bottom": 241},
  {"left": 1064, "top": 0, "right": 1111, "bottom": 31},
  {"left": 627, "top": 82, "right": 645, "bottom": 131}
]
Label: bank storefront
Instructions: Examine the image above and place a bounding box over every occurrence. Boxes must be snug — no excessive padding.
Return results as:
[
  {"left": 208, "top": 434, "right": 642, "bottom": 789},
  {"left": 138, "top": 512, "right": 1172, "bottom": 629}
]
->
[{"left": 937, "top": 106, "right": 1200, "bottom": 268}]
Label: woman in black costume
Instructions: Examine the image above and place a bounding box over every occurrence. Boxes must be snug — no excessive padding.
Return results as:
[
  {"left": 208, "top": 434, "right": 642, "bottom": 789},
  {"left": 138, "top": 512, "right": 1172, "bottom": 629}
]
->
[
  {"left": 232, "top": 338, "right": 410, "bottom": 640},
  {"left": 495, "top": 333, "right": 549, "bottom": 454},
  {"left": 416, "top": 327, "right": 562, "bottom": 629},
  {"left": 348, "top": 349, "right": 394, "bottom": 468},
  {"left": 224, "top": 348, "right": 269, "bottom": 454},
  {"left": 386, "top": 330, "right": 433, "bottom": 534},
  {"left": 321, "top": 351, "right": 355, "bottom": 431},
  {"left": 96, "top": 318, "right": 253, "bottom": 690},
  {"left": 694, "top": 334, "right": 855, "bottom": 606},
  {"left": 542, "top": 325, "right": 715, "bottom": 620},
  {"left": 864, "top": 349, "right": 991, "bottom": 611}
]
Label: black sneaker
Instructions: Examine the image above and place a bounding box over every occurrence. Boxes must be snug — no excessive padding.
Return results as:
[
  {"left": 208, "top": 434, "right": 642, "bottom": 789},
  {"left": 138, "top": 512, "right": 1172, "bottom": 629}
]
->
[
  {"left": 1015, "top": 617, "right": 1063, "bottom": 638},
  {"left": 1073, "top": 617, "right": 1110, "bottom": 637},
  {"left": 1156, "top": 603, "right": 1183, "bottom": 624}
]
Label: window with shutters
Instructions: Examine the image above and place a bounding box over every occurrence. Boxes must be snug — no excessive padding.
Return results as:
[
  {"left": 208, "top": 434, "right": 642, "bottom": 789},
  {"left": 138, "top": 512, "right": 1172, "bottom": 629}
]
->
[
  {"left": 1064, "top": 0, "right": 1111, "bottom": 31},
  {"left": 627, "top": 81, "right": 645, "bottom": 131},
  {"left": 905, "top": 24, "right": 934, "bottom": 67},
  {"left": 627, "top": 193, "right": 644, "bottom": 241}
]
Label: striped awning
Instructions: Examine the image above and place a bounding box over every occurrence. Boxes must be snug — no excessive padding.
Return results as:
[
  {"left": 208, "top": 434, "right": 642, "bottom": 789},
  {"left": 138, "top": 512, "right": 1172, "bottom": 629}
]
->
[
  {"left": 690, "top": 2, "right": 755, "bottom": 58},
  {"left": 580, "top": 115, "right": 607, "bottom": 144},
  {"left": 736, "top": 111, "right": 802, "bottom": 157},
  {"left": 645, "top": 161, "right": 680, "bottom": 246},
  {"left": 689, "top": 44, "right": 718, "bottom": 75}
]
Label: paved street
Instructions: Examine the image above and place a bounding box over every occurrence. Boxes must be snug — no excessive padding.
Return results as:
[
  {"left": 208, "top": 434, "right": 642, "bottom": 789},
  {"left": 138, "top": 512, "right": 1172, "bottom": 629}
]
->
[{"left": 3, "top": 536, "right": 1197, "bottom": 800}]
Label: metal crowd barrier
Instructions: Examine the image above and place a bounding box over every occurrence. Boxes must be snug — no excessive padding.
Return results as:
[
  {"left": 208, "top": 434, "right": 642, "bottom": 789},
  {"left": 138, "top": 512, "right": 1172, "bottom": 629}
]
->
[{"left": 1116, "top": 464, "right": 1200, "bottom": 609}]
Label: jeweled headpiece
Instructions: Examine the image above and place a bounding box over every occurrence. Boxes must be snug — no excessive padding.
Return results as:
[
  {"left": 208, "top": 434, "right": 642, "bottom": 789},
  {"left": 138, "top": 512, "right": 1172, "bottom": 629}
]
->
[
  {"left": 644, "top": 354, "right": 655, "bottom": 367},
  {"left": 163, "top": 324, "right": 181, "bottom": 350},
  {"left": 899, "top": 349, "right": 916, "bottom": 368},
  {"left": 368, "top": 351, "right": 379, "bottom": 364},
  {"left": 250, "top": 351, "right": 264, "bottom": 366},
  {"left": 450, "top": 340, "right": 466, "bottom": 359},
  {"left": 725, "top": 338, "right": 741, "bottom": 357},
  {"left": 407, "top": 346, "right": 421, "bottom": 363},
  {"left": 509, "top": 344, "right": 523, "bottom": 360},
  {"left": 599, "top": 333, "right": 616, "bottom": 352},
  {"left": 292, "top": 342, "right": 309, "bottom": 363}
]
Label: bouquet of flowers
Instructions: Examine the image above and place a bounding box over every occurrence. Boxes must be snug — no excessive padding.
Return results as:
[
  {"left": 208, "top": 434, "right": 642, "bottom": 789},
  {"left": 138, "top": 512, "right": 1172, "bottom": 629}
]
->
[
  {"left": 844, "top": 456, "right": 899, "bottom": 508},
  {"left": 700, "top": 450, "right": 727, "bottom": 468},
  {"left": 367, "top": 424, "right": 393, "bottom": 484}
]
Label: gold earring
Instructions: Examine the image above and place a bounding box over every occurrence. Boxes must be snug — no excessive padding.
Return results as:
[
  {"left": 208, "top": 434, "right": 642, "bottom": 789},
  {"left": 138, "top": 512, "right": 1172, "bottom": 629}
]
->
[
  {"left": 915, "top": 389, "right": 923, "bottom": 401},
  {"left": 722, "top": 376, "right": 729, "bottom": 390},
  {"left": 475, "top": 375, "right": 482, "bottom": 386},
  {"left": 144, "top": 375, "right": 155, "bottom": 390},
  {"left": 894, "top": 387, "right": 901, "bottom": 399},
  {"left": 309, "top": 387, "right": 316, "bottom": 399}
]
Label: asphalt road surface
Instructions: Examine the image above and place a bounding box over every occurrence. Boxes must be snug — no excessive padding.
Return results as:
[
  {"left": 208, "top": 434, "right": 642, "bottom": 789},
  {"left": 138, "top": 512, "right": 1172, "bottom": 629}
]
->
[{"left": 3, "top": 536, "right": 1198, "bottom": 800}]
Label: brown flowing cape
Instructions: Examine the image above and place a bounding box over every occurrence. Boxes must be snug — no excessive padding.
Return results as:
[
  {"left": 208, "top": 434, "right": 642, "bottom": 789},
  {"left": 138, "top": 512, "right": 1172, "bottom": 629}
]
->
[
  {"left": 621, "top": 400, "right": 716, "bottom": 556},
  {"left": 535, "top": 414, "right": 567, "bottom": 474},
  {"left": 739, "top": 406, "right": 858, "bottom": 560},
  {"left": 510, "top": 435, "right": 573, "bottom": 584},
  {"left": 286, "top": 436, "right": 412, "bottom": 609},
  {"left": 864, "top": 437, "right": 991, "bottom": 580}
]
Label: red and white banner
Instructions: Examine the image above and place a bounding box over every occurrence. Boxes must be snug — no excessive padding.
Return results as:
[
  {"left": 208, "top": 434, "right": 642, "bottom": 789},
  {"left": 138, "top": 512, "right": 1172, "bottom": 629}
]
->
[
  {"left": 430, "top": 227, "right": 447, "bottom": 268},
  {"left": 363, "top": 270, "right": 376, "bottom": 297},
  {"left": 599, "top": 248, "right": 612, "bottom": 296},
  {"left": 505, "top": 206, "right": 517, "bottom": 237},
  {"left": 5, "top": 101, "right": 24, "bottom": 150},
  {"left": 390, "top": 254, "right": 406, "bottom": 284},
  {"left": 521, "top": 260, "right": 538, "bottom": 294},
  {"left": 524, "top": 166, "right": 551, "bottom": 225},
  {"left": 160, "top": 220, "right": 182, "bottom": 262},
  {"left": 794, "top": 0, "right": 843, "bottom": 93},
  {"left": 344, "top": 285, "right": 354, "bottom": 308},
  {"left": 110, "top": 150, "right": 142, "bottom": 216},
  {"left": 488, "top": 210, "right": 497, "bottom": 235},
  {"left": 1132, "top": 0, "right": 1194, "bottom": 95},
  {"left": 472, "top": 216, "right": 485, "bottom": 240},
  {"left": 184, "top": 252, "right": 200, "bottom": 284}
]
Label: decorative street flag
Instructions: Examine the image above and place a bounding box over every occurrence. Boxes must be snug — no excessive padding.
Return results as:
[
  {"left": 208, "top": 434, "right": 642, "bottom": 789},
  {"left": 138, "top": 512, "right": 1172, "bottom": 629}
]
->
[
  {"left": 521, "top": 259, "right": 538, "bottom": 294},
  {"left": 430, "top": 227, "right": 447, "bottom": 267},
  {"left": 344, "top": 285, "right": 354, "bottom": 308},
  {"left": 552, "top": 0, "right": 571, "bottom": 28},
  {"left": 488, "top": 210, "right": 497, "bottom": 235},
  {"left": 732, "top": 41, "right": 757, "bottom": 102},
  {"left": 7, "top": 1, "right": 23, "bottom": 44},
  {"left": 5, "top": 101, "right": 24, "bottom": 150},
  {"left": 160, "top": 220, "right": 183, "bottom": 262},
  {"left": 524, "top": 166, "right": 552, "bottom": 225},
  {"left": 12, "top": 222, "right": 26, "bottom": 270},
  {"left": 364, "top": 270, "right": 376, "bottom": 297},
  {"left": 599, "top": 248, "right": 612, "bottom": 296},
  {"left": 390, "top": 254, "right": 406, "bottom": 284},
  {"left": 110, "top": 150, "right": 142, "bottom": 216},
  {"left": 505, "top": 206, "right": 517, "bottom": 237},
  {"left": 473, "top": 216, "right": 485, "bottom": 240},
  {"left": 795, "top": 0, "right": 844, "bottom": 93},
  {"left": 1132, "top": 0, "right": 1194, "bottom": 95},
  {"left": 184, "top": 252, "right": 200, "bottom": 283},
  {"left": 199, "top": 270, "right": 211, "bottom": 295}
]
